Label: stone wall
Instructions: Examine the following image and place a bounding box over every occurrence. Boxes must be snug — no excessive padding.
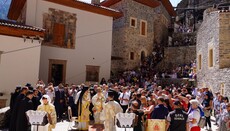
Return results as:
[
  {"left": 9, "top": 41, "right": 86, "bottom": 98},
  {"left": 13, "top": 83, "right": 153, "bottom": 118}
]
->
[
  {"left": 197, "top": 9, "right": 230, "bottom": 96},
  {"left": 219, "top": 12, "right": 230, "bottom": 68},
  {"left": 154, "top": 46, "right": 196, "bottom": 71},
  {"left": 110, "top": 0, "right": 156, "bottom": 72},
  {"left": 110, "top": 0, "right": 172, "bottom": 72}
]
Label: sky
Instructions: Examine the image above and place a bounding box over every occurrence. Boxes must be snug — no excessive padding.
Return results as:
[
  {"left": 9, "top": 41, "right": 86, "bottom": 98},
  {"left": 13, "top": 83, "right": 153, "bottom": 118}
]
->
[{"left": 84, "top": 0, "right": 182, "bottom": 7}]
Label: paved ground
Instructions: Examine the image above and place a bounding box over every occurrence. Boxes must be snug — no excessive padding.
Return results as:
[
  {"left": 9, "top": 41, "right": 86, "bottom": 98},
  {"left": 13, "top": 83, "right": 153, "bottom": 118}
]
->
[
  {"left": 201, "top": 116, "right": 219, "bottom": 131},
  {"left": 0, "top": 116, "right": 218, "bottom": 131},
  {"left": 52, "top": 116, "right": 219, "bottom": 131}
]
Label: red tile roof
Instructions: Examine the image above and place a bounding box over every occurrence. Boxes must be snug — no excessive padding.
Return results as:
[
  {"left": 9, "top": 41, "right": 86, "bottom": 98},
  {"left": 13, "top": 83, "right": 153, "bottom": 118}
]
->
[
  {"left": 0, "top": 19, "right": 45, "bottom": 38},
  {"left": 8, "top": 0, "right": 123, "bottom": 20}
]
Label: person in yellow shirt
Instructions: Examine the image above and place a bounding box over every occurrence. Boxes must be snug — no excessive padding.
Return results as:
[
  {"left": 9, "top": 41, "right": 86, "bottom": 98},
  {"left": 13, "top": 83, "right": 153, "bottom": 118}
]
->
[{"left": 37, "top": 95, "right": 57, "bottom": 131}]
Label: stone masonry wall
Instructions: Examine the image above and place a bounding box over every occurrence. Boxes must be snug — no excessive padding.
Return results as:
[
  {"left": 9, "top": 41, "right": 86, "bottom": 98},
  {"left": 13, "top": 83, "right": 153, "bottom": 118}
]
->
[
  {"left": 111, "top": 0, "right": 156, "bottom": 72},
  {"left": 154, "top": 46, "right": 196, "bottom": 71},
  {"left": 110, "top": 0, "right": 172, "bottom": 72},
  {"left": 197, "top": 9, "right": 230, "bottom": 96},
  {"left": 219, "top": 12, "right": 230, "bottom": 68}
]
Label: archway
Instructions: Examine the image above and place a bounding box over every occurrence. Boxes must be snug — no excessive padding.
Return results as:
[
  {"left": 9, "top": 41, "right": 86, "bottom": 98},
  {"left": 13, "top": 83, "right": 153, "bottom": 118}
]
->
[{"left": 141, "top": 51, "right": 146, "bottom": 62}]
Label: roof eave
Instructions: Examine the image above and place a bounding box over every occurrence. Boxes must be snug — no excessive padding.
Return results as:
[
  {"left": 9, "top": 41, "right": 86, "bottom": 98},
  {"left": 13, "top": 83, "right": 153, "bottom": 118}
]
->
[
  {"left": 161, "top": 0, "right": 177, "bottom": 16},
  {"left": 0, "top": 25, "right": 45, "bottom": 38},
  {"left": 7, "top": 0, "right": 26, "bottom": 20},
  {"left": 100, "top": 0, "right": 122, "bottom": 7},
  {"left": 45, "top": 0, "right": 122, "bottom": 19}
]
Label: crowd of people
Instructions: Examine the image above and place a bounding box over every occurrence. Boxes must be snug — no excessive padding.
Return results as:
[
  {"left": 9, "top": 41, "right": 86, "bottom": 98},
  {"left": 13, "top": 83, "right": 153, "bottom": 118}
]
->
[{"left": 6, "top": 77, "right": 230, "bottom": 131}]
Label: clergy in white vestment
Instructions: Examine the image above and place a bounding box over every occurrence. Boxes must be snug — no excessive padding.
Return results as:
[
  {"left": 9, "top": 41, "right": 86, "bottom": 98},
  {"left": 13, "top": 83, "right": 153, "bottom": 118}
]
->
[
  {"left": 92, "top": 87, "right": 105, "bottom": 124},
  {"left": 100, "top": 90, "right": 123, "bottom": 131},
  {"left": 75, "top": 86, "right": 91, "bottom": 130},
  {"left": 37, "top": 95, "right": 57, "bottom": 131}
]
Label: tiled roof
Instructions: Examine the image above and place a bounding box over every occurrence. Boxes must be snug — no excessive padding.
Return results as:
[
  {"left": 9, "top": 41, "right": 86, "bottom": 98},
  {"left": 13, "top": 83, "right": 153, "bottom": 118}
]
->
[
  {"left": 0, "top": 19, "right": 45, "bottom": 38},
  {"left": 8, "top": 0, "right": 123, "bottom": 20},
  {"left": 0, "top": 19, "right": 45, "bottom": 32},
  {"left": 219, "top": 9, "right": 230, "bottom": 13},
  {"left": 75, "top": 0, "right": 120, "bottom": 13}
]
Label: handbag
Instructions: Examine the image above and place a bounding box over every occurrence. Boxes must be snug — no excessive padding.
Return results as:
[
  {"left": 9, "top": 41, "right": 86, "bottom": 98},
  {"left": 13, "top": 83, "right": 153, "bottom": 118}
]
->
[
  {"left": 204, "top": 109, "right": 211, "bottom": 117},
  {"left": 198, "top": 116, "right": 206, "bottom": 128}
]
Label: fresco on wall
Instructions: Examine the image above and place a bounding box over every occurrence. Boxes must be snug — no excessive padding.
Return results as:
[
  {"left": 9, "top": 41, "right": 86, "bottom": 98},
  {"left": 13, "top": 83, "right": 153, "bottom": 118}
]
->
[{"left": 43, "top": 8, "right": 77, "bottom": 49}]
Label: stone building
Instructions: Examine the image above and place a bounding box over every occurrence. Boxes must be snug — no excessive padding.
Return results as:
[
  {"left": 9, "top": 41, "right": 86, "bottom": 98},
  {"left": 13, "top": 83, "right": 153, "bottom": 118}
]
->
[
  {"left": 197, "top": 8, "right": 230, "bottom": 96},
  {"left": 101, "top": 0, "right": 176, "bottom": 72}
]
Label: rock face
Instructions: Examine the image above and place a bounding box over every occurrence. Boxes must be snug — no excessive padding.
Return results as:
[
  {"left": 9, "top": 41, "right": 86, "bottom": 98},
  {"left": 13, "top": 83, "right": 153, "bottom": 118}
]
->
[
  {"left": 197, "top": 9, "right": 230, "bottom": 96},
  {"left": 109, "top": 0, "right": 171, "bottom": 72}
]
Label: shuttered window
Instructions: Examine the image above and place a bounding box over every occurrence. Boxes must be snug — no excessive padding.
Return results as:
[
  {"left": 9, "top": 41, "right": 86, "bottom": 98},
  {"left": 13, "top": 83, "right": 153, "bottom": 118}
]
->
[
  {"left": 140, "top": 20, "right": 147, "bottom": 36},
  {"left": 86, "top": 65, "right": 100, "bottom": 82},
  {"left": 53, "top": 23, "right": 65, "bottom": 47}
]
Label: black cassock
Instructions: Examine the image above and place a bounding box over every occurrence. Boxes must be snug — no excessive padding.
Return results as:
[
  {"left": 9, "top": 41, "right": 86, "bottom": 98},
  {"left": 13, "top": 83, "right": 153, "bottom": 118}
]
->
[
  {"left": 9, "top": 93, "right": 25, "bottom": 131},
  {"left": 15, "top": 97, "right": 34, "bottom": 131}
]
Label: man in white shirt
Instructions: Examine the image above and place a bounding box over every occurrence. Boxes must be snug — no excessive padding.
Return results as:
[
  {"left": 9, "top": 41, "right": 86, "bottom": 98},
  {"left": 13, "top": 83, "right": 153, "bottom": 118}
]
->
[
  {"left": 188, "top": 99, "right": 201, "bottom": 131},
  {"left": 69, "top": 84, "right": 78, "bottom": 116},
  {"left": 119, "top": 87, "right": 130, "bottom": 113}
]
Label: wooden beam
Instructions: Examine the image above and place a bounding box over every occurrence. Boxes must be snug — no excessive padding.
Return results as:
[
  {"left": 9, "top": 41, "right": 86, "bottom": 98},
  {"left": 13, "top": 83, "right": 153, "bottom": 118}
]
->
[
  {"left": 7, "top": 0, "right": 26, "bottom": 20},
  {"left": 161, "top": 0, "right": 177, "bottom": 16},
  {"left": 0, "top": 25, "right": 45, "bottom": 38},
  {"left": 45, "top": 0, "right": 123, "bottom": 19},
  {"left": 101, "top": 0, "right": 122, "bottom": 7}
]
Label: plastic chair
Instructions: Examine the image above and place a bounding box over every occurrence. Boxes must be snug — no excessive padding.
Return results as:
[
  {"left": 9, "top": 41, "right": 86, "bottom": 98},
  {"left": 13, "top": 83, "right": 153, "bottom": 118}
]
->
[
  {"left": 67, "top": 106, "right": 78, "bottom": 131},
  {"left": 115, "top": 113, "right": 135, "bottom": 131}
]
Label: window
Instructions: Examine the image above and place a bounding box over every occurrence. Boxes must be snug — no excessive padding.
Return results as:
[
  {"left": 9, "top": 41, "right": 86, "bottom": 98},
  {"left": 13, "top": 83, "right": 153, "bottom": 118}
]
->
[
  {"left": 48, "top": 59, "right": 67, "bottom": 86},
  {"left": 208, "top": 48, "right": 214, "bottom": 67},
  {"left": 140, "top": 20, "right": 147, "bottom": 36},
  {"left": 53, "top": 23, "right": 65, "bottom": 47},
  {"left": 198, "top": 54, "right": 202, "bottom": 70},
  {"left": 86, "top": 65, "right": 100, "bottom": 82},
  {"left": 130, "top": 17, "right": 137, "bottom": 28},
  {"left": 130, "top": 52, "right": 134, "bottom": 60}
]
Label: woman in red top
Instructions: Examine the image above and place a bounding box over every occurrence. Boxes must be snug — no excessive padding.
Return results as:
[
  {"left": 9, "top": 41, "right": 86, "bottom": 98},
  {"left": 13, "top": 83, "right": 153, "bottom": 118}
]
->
[{"left": 143, "top": 98, "right": 155, "bottom": 119}]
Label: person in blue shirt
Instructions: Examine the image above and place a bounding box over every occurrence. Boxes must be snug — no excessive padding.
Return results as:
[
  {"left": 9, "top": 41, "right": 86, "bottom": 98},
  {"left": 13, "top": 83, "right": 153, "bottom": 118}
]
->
[{"left": 151, "top": 96, "right": 169, "bottom": 119}]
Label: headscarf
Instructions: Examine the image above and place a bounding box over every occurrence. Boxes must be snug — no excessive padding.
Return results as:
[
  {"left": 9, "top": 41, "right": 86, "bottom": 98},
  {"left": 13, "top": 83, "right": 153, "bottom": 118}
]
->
[
  {"left": 76, "top": 86, "right": 89, "bottom": 117},
  {"left": 40, "top": 95, "right": 51, "bottom": 105}
]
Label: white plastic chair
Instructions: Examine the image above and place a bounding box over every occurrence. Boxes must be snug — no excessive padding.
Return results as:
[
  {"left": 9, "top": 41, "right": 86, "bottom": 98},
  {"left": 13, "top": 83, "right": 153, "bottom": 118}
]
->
[
  {"left": 115, "top": 113, "right": 135, "bottom": 131},
  {"left": 67, "top": 106, "right": 78, "bottom": 131}
]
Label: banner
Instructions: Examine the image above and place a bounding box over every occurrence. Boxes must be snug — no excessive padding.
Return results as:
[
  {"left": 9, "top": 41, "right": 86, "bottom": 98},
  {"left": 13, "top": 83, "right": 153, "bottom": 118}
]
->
[{"left": 146, "top": 119, "right": 166, "bottom": 131}]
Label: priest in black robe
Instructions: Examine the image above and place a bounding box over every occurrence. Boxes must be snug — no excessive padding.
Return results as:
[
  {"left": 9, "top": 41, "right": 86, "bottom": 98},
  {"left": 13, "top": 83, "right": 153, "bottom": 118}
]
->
[
  {"left": 15, "top": 90, "right": 34, "bottom": 131},
  {"left": 9, "top": 86, "right": 28, "bottom": 131}
]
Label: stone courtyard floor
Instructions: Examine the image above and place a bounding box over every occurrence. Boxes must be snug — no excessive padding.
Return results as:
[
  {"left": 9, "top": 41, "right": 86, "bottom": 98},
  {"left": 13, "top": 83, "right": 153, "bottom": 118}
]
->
[{"left": 51, "top": 116, "right": 219, "bottom": 131}]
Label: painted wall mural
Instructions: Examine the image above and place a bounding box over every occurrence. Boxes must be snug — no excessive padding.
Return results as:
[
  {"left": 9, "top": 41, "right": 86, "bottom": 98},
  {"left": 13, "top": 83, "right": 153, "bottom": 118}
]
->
[{"left": 43, "top": 8, "right": 77, "bottom": 49}]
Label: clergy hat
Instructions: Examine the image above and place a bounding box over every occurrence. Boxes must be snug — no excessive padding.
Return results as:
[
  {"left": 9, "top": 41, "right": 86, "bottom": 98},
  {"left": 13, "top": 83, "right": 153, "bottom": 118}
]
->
[
  {"left": 25, "top": 83, "right": 32, "bottom": 87},
  {"left": 25, "top": 83, "right": 34, "bottom": 90},
  {"left": 26, "top": 90, "right": 33, "bottom": 96},
  {"left": 108, "top": 90, "right": 115, "bottom": 97}
]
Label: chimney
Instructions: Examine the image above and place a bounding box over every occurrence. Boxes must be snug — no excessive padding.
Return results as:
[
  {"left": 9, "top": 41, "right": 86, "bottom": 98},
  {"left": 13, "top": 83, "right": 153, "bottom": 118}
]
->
[{"left": 91, "top": 0, "right": 101, "bottom": 5}]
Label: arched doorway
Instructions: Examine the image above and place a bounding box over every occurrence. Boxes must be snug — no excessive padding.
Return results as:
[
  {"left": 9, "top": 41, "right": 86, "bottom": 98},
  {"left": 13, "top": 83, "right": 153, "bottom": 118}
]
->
[{"left": 141, "top": 51, "right": 146, "bottom": 62}]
